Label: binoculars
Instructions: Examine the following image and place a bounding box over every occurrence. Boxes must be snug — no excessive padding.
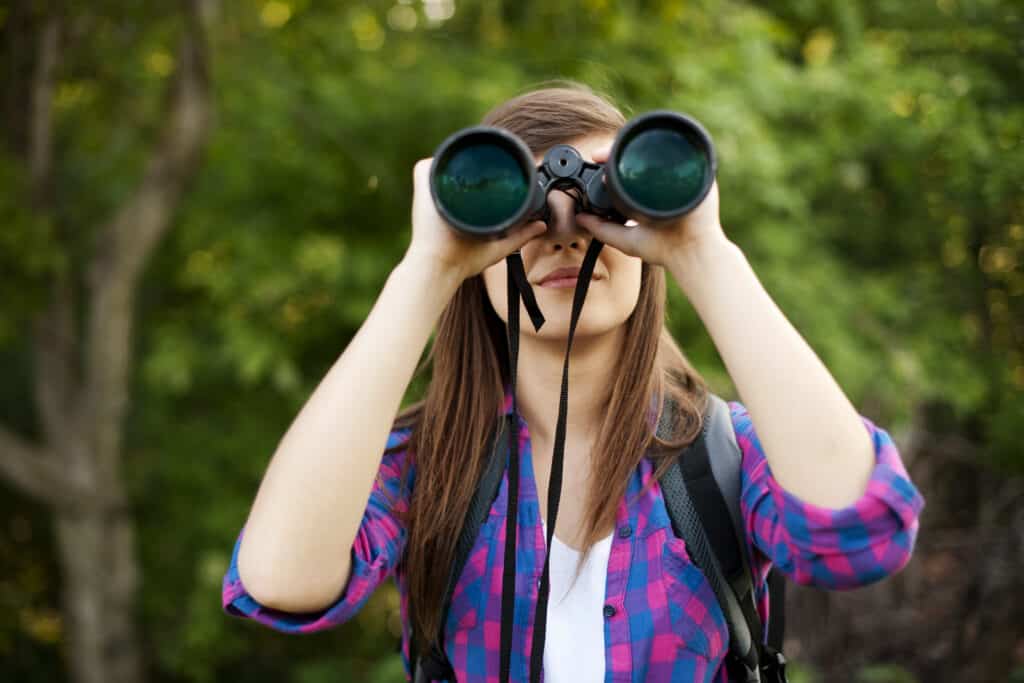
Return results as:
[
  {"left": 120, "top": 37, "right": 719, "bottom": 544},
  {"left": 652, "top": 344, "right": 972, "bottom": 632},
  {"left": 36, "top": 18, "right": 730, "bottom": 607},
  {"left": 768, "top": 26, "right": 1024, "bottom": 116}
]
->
[{"left": 428, "top": 110, "right": 716, "bottom": 239}]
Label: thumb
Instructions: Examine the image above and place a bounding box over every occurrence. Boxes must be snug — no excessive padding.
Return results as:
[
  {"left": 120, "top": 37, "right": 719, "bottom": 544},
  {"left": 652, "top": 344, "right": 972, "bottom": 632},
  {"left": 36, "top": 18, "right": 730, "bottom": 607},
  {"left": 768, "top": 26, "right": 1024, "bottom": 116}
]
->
[{"left": 499, "top": 220, "right": 548, "bottom": 254}]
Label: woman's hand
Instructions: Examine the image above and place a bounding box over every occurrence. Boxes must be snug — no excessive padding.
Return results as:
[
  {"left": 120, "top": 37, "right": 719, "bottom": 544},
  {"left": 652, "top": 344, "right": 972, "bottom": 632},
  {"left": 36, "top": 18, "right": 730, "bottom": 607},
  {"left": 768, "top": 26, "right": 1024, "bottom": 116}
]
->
[
  {"left": 574, "top": 144, "right": 729, "bottom": 268},
  {"left": 403, "top": 157, "right": 548, "bottom": 283}
]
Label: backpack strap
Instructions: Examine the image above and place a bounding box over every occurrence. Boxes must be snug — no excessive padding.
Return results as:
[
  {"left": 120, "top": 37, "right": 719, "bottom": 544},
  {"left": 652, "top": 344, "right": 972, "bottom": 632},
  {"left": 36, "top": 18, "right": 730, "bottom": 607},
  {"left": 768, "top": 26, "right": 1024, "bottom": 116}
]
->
[
  {"left": 410, "top": 415, "right": 510, "bottom": 683},
  {"left": 657, "top": 393, "right": 787, "bottom": 683}
]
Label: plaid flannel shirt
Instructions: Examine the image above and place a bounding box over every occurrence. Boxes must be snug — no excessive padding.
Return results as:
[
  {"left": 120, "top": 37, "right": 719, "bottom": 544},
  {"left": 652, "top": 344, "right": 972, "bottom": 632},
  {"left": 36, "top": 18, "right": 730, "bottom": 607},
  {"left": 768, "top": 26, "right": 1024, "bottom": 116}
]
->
[{"left": 223, "top": 390, "right": 924, "bottom": 682}]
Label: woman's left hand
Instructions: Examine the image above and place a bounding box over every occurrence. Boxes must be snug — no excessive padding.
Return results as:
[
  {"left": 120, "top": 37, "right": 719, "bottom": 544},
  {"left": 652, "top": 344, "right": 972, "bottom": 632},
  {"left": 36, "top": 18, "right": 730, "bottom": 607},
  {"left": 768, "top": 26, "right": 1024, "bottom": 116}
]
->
[{"left": 574, "top": 143, "right": 728, "bottom": 268}]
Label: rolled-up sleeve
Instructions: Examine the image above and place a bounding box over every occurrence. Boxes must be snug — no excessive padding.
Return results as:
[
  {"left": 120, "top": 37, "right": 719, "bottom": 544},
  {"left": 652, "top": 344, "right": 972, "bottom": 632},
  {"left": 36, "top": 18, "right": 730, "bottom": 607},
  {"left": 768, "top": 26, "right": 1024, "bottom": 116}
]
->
[
  {"left": 730, "top": 401, "right": 924, "bottom": 590},
  {"left": 221, "top": 427, "right": 414, "bottom": 632}
]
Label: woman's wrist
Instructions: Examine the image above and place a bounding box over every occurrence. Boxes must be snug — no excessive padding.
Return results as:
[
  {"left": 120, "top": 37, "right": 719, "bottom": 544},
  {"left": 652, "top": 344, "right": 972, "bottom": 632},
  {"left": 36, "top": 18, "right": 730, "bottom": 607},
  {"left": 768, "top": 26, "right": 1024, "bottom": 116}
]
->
[
  {"left": 667, "top": 231, "right": 743, "bottom": 299},
  {"left": 395, "top": 249, "right": 466, "bottom": 300}
]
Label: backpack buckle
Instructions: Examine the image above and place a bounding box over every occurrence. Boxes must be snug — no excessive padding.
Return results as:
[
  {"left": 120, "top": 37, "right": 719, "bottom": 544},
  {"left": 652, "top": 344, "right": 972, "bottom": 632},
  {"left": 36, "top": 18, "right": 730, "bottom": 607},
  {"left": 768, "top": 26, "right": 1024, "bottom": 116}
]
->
[
  {"left": 759, "top": 646, "right": 788, "bottom": 683},
  {"left": 724, "top": 652, "right": 760, "bottom": 683}
]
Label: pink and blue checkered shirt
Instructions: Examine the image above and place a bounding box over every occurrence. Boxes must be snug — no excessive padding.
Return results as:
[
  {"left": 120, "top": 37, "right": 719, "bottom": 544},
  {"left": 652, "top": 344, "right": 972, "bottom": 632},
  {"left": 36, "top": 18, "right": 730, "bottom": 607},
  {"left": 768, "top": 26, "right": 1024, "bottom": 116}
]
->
[{"left": 223, "top": 392, "right": 923, "bottom": 682}]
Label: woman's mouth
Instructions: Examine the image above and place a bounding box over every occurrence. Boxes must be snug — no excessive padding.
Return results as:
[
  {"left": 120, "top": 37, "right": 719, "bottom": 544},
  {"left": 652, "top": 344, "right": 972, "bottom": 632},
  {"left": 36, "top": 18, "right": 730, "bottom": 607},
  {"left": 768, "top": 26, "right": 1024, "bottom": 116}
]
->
[{"left": 539, "top": 276, "right": 580, "bottom": 289}]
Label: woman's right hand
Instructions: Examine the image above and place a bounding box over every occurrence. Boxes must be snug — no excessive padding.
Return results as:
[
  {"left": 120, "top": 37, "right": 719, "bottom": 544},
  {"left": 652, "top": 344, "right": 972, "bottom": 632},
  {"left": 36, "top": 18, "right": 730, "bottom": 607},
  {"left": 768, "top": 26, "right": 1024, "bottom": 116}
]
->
[{"left": 404, "top": 157, "right": 549, "bottom": 283}]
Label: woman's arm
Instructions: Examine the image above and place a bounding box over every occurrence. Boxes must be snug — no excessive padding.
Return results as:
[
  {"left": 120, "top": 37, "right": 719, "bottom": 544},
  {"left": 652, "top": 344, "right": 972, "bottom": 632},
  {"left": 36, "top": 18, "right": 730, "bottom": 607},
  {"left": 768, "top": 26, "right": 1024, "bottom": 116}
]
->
[
  {"left": 576, "top": 147, "right": 878, "bottom": 510},
  {"left": 577, "top": 138, "right": 906, "bottom": 513},
  {"left": 668, "top": 235, "right": 875, "bottom": 509},
  {"left": 731, "top": 399, "right": 922, "bottom": 589},
  {"left": 237, "top": 158, "right": 548, "bottom": 614},
  {"left": 236, "top": 255, "right": 461, "bottom": 613},
  {"left": 236, "top": 153, "right": 552, "bottom": 614},
  {"left": 223, "top": 426, "right": 414, "bottom": 631}
]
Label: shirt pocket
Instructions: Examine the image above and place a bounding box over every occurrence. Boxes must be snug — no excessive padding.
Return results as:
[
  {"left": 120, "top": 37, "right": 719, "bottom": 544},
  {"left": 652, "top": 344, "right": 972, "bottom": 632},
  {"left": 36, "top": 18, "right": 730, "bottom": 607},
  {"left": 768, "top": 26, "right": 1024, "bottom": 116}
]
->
[{"left": 658, "top": 532, "right": 728, "bottom": 661}]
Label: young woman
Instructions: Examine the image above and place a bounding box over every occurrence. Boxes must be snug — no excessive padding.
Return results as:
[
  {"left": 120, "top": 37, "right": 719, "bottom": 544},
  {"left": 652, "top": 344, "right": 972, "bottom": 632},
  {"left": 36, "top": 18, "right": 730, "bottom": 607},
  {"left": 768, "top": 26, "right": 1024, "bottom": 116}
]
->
[{"left": 222, "top": 83, "right": 924, "bottom": 683}]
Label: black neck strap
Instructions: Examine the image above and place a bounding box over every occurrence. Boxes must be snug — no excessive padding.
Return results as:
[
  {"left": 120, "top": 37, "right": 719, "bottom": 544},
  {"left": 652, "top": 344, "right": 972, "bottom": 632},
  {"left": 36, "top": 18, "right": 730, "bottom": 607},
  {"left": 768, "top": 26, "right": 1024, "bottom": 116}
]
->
[
  {"left": 506, "top": 251, "right": 546, "bottom": 333},
  {"left": 498, "top": 238, "right": 605, "bottom": 683}
]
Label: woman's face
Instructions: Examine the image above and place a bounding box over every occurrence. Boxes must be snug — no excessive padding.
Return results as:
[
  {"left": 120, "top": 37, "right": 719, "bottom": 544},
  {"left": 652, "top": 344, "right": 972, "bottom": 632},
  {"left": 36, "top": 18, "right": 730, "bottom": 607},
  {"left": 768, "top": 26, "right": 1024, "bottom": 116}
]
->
[{"left": 482, "top": 133, "right": 643, "bottom": 341}]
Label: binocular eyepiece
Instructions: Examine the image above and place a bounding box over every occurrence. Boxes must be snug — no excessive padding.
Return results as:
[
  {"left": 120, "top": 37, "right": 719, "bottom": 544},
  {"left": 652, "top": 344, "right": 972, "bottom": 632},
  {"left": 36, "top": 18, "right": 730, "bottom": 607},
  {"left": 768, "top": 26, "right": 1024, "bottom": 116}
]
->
[{"left": 429, "top": 110, "right": 716, "bottom": 239}]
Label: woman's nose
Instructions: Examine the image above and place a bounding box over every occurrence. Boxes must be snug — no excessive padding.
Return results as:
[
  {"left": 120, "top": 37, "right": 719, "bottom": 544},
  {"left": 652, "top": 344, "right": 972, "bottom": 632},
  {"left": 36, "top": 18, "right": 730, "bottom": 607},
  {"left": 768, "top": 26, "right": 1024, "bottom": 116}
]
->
[{"left": 543, "top": 189, "right": 587, "bottom": 249}]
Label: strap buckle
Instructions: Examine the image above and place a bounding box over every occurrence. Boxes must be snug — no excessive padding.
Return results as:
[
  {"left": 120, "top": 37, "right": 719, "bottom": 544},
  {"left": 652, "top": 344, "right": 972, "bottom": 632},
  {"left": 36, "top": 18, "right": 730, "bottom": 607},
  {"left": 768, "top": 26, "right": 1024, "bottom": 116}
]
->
[
  {"left": 724, "top": 652, "right": 760, "bottom": 683},
  {"left": 759, "top": 647, "right": 788, "bottom": 683}
]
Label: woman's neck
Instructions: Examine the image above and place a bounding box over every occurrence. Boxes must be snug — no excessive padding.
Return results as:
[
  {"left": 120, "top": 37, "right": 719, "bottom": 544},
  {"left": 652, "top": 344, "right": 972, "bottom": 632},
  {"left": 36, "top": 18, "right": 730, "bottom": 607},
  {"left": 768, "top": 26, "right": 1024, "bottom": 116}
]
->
[{"left": 510, "top": 326, "right": 624, "bottom": 457}]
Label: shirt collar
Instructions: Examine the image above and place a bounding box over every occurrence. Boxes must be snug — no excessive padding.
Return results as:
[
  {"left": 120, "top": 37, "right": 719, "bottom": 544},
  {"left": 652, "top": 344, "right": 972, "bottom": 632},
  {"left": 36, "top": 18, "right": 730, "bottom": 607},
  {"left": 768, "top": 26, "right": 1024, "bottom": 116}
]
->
[{"left": 500, "top": 383, "right": 515, "bottom": 417}]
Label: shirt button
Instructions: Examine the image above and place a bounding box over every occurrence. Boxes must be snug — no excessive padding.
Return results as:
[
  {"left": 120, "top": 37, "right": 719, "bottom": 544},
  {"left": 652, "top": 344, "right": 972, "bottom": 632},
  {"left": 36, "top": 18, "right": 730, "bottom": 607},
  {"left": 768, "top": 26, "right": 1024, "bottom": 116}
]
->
[
  {"left": 617, "top": 524, "right": 632, "bottom": 538},
  {"left": 603, "top": 604, "right": 616, "bottom": 618}
]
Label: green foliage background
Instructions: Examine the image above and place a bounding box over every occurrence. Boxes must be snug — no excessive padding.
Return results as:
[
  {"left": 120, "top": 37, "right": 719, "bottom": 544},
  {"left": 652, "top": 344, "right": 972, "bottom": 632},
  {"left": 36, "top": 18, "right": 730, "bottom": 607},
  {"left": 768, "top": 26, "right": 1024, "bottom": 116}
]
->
[{"left": 1, "top": 0, "right": 1021, "bottom": 681}]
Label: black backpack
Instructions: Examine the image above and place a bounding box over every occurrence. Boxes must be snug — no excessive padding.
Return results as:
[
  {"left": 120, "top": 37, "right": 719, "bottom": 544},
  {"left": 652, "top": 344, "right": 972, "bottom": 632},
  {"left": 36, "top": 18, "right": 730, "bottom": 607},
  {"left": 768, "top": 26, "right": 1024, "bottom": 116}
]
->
[{"left": 406, "top": 393, "right": 788, "bottom": 683}]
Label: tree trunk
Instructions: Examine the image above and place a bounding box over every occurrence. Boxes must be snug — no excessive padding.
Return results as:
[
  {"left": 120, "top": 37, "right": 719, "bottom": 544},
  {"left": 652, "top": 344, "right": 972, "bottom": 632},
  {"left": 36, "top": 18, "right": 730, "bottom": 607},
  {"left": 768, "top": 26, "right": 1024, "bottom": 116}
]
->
[
  {"left": 55, "top": 510, "right": 143, "bottom": 683},
  {"left": 0, "top": 3, "right": 211, "bottom": 683}
]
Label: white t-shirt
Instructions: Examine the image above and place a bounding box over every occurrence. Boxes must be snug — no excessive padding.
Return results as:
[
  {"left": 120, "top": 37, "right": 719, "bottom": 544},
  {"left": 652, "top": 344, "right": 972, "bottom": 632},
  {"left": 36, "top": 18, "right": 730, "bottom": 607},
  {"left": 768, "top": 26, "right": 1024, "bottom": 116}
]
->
[{"left": 540, "top": 519, "right": 614, "bottom": 682}]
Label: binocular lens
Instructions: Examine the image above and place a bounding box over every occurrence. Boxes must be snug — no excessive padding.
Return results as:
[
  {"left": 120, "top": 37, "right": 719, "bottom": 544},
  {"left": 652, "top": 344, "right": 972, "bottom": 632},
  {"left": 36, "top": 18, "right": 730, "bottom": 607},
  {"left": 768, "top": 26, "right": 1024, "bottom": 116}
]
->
[
  {"left": 433, "top": 142, "right": 530, "bottom": 230},
  {"left": 616, "top": 127, "right": 711, "bottom": 213}
]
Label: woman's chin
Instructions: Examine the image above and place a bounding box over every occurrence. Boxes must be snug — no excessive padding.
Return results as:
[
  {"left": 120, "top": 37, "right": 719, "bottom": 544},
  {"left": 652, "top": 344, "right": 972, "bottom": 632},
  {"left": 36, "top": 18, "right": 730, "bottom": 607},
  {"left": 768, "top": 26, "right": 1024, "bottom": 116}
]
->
[{"left": 525, "top": 318, "right": 618, "bottom": 344}]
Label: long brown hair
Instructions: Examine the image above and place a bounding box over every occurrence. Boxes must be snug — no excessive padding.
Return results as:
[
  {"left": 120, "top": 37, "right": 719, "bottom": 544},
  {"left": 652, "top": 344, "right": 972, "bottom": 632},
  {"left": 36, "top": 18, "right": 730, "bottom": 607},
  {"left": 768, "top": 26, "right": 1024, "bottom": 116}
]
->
[{"left": 384, "top": 79, "right": 710, "bottom": 655}]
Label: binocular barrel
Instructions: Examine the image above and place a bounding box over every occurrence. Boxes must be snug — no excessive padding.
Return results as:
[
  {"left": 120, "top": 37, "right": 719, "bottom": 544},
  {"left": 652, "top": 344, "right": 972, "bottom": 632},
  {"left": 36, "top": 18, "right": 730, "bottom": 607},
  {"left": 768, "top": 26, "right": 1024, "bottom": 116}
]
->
[{"left": 429, "top": 110, "right": 716, "bottom": 239}]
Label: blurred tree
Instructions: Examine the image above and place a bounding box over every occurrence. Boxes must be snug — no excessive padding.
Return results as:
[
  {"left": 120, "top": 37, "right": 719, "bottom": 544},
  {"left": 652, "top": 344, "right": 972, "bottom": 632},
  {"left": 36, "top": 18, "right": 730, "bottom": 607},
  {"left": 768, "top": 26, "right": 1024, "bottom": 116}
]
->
[{"left": 0, "top": 1, "right": 212, "bottom": 682}]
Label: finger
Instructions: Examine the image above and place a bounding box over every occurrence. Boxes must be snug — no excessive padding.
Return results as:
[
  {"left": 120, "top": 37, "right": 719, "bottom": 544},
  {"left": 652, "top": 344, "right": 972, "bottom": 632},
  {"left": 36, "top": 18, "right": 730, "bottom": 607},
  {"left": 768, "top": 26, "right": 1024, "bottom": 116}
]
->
[
  {"left": 576, "top": 214, "right": 640, "bottom": 257},
  {"left": 413, "top": 157, "right": 431, "bottom": 184},
  {"left": 499, "top": 221, "right": 548, "bottom": 253}
]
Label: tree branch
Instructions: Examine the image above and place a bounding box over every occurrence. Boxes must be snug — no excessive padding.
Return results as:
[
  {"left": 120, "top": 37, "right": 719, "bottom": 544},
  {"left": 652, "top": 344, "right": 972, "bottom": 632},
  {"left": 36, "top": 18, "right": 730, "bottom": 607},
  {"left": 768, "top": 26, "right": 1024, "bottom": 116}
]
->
[
  {"left": 28, "top": 10, "right": 60, "bottom": 205},
  {"left": 88, "top": 0, "right": 211, "bottom": 285},
  {"left": 33, "top": 276, "right": 79, "bottom": 447},
  {"left": 81, "top": 0, "right": 212, "bottom": 470},
  {"left": 25, "top": 8, "right": 80, "bottom": 449},
  {"left": 0, "top": 423, "right": 83, "bottom": 506}
]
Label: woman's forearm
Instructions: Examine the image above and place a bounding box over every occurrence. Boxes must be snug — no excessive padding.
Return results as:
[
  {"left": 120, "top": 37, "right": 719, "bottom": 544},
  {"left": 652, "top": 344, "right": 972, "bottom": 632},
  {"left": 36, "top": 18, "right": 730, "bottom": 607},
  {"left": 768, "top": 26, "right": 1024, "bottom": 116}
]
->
[
  {"left": 237, "top": 254, "right": 461, "bottom": 612},
  {"left": 668, "top": 234, "right": 875, "bottom": 509}
]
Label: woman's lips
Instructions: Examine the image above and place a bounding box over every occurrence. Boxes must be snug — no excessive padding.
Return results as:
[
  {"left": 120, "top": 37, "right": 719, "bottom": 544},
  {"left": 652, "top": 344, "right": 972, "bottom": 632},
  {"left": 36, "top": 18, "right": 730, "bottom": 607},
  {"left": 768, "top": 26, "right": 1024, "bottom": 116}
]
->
[
  {"left": 539, "top": 275, "right": 605, "bottom": 289},
  {"left": 539, "top": 276, "right": 580, "bottom": 288}
]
